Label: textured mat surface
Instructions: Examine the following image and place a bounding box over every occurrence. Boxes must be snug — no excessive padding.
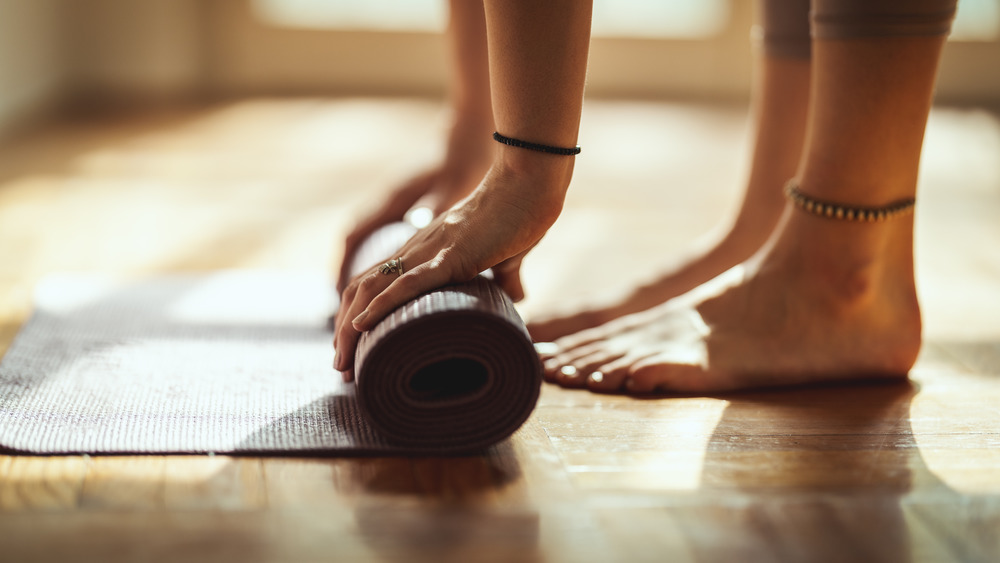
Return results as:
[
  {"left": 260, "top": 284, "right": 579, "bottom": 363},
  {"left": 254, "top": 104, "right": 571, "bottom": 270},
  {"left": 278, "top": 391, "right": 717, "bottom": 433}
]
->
[{"left": 0, "top": 264, "right": 540, "bottom": 454}]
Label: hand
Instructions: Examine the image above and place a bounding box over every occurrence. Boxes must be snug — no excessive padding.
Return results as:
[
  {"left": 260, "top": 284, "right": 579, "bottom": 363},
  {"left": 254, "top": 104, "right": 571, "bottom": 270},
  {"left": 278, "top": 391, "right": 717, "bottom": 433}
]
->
[
  {"left": 336, "top": 123, "right": 493, "bottom": 292},
  {"left": 337, "top": 168, "right": 444, "bottom": 292},
  {"left": 333, "top": 163, "right": 568, "bottom": 381}
]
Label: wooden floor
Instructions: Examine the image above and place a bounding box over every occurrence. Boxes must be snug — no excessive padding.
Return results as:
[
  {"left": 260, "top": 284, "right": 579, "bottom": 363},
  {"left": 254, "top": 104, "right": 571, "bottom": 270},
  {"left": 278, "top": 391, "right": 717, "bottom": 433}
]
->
[{"left": 1, "top": 98, "right": 998, "bottom": 562}]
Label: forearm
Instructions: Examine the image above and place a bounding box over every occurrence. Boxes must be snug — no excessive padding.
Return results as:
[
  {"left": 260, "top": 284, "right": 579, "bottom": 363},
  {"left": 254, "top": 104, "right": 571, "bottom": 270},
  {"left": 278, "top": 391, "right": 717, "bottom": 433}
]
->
[
  {"left": 447, "top": 0, "right": 493, "bottom": 130},
  {"left": 483, "top": 0, "right": 592, "bottom": 197},
  {"left": 334, "top": 1, "right": 593, "bottom": 370}
]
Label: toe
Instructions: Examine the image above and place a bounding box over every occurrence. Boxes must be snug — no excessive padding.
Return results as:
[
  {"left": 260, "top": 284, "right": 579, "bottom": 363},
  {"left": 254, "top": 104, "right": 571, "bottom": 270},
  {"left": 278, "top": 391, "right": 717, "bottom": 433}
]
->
[
  {"left": 629, "top": 358, "right": 713, "bottom": 393},
  {"left": 571, "top": 349, "right": 626, "bottom": 377},
  {"left": 554, "top": 364, "right": 587, "bottom": 388},
  {"left": 582, "top": 352, "right": 658, "bottom": 394},
  {"left": 534, "top": 341, "right": 559, "bottom": 361},
  {"left": 543, "top": 341, "right": 606, "bottom": 380},
  {"left": 558, "top": 350, "right": 626, "bottom": 389},
  {"left": 584, "top": 362, "right": 630, "bottom": 393},
  {"left": 542, "top": 357, "right": 562, "bottom": 382},
  {"left": 622, "top": 365, "right": 662, "bottom": 394},
  {"left": 585, "top": 368, "right": 623, "bottom": 393},
  {"left": 551, "top": 325, "right": 609, "bottom": 357}
]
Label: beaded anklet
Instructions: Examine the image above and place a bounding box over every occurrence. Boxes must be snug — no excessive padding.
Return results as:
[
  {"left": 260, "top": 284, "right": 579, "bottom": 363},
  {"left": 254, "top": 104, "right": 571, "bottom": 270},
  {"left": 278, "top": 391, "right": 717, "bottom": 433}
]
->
[
  {"left": 784, "top": 180, "right": 915, "bottom": 222},
  {"left": 493, "top": 131, "right": 581, "bottom": 156}
]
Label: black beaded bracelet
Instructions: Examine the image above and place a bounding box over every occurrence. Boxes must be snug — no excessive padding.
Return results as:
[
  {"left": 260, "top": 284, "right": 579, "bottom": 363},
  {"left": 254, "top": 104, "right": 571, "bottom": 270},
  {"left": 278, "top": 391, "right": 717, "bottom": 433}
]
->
[{"left": 492, "top": 131, "right": 581, "bottom": 156}]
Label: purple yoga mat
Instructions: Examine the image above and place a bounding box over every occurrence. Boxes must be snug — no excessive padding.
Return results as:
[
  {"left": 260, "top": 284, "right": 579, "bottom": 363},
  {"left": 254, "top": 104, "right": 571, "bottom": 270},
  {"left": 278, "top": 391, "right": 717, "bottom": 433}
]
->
[{"left": 0, "top": 225, "right": 541, "bottom": 454}]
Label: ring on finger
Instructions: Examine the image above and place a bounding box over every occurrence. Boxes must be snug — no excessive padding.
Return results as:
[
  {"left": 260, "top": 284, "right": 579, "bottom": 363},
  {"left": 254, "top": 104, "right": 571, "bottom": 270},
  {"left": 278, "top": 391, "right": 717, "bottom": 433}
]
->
[{"left": 379, "top": 257, "right": 404, "bottom": 276}]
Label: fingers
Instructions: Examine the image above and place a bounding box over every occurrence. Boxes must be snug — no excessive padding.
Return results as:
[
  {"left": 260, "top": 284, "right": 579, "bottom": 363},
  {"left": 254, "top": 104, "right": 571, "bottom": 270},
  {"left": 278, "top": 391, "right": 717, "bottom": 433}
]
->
[
  {"left": 333, "top": 269, "right": 391, "bottom": 374},
  {"left": 337, "top": 221, "right": 382, "bottom": 292},
  {"left": 333, "top": 253, "right": 456, "bottom": 376},
  {"left": 337, "top": 209, "right": 408, "bottom": 292},
  {"left": 336, "top": 171, "right": 440, "bottom": 291},
  {"left": 352, "top": 259, "right": 454, "bottom": 332},
  {"left": 331, "top": 274, "right": 363, "bottom": 377}
]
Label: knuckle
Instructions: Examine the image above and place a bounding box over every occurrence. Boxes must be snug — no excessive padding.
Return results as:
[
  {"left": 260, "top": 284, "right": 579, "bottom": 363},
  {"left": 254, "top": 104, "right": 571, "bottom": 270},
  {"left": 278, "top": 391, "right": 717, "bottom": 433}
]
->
[
  {"left": 344, "top": 279, "right": 361, "bottom": 296},
  {"left": 435, "top": 248, "right": 477, "bottom": 281},
  {"left": 359, "top": 273, "right": 379, "bottom": 291}
]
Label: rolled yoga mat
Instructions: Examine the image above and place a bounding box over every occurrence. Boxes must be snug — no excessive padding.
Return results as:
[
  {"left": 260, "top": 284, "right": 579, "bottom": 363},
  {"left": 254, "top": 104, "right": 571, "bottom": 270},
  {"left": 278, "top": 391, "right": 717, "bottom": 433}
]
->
[
  {"left": 0, "top": 225, "right": 541, "bottom": 455},
  {"left": 349, "top": 222, "right": 543, "bottom": 452}
]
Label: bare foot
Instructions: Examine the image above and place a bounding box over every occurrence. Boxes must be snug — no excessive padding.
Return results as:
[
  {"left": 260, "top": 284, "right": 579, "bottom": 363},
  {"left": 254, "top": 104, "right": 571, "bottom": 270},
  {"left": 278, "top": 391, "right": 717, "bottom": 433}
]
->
[
  {"left": 527, "top": 227, "right": 771, "bottom": 342},
  {"left": 540, "top": 211, "right": 922, "bottom": 394},
  {"left": 529, "top": 55, "right": 812, "bottom": 343}
]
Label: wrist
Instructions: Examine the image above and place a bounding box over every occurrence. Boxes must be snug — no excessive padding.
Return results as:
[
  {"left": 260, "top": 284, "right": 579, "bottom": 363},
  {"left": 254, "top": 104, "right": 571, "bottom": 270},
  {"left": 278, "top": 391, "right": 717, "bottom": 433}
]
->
[
  {"left": 486, "top": 147, "right": 575, "bottom": 227},
  {"left": 493, "top": 144, "right": 575, "bottom": 190}
]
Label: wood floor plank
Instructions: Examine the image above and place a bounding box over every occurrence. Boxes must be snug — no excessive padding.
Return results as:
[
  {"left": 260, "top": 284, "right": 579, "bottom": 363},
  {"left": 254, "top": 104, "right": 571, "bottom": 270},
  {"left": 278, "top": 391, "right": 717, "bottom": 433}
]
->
[
  {"left": 261, "top": 457, "right": 348, "bottom": 508},
  {"left": 161, "top": 456, "right": 267, "bottom": 510},
  {"left": 79, "top": 456, "right": 166, "bottom": 509},
  {"left": 0, "top": 456, "right": 89, "bottom": 511},
  {"left": 499, "top": 416, "right": 579, "bottom": 503}
]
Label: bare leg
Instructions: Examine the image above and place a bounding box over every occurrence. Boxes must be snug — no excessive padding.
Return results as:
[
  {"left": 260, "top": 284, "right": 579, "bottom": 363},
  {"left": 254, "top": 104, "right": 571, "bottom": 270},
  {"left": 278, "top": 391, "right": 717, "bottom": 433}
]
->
[
  {"left": 542, "top": 17, "right": 950, "bottom": 393},
  {"left": 528, "top": 18, "right": 811, "bottom": 342},
  {"left": 337, "top": 0, "right": 493, "bottom": 290}
]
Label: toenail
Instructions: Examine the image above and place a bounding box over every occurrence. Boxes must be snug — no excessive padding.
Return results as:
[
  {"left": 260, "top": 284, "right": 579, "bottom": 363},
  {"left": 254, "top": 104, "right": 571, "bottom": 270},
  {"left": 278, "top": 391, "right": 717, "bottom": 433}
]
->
[
  {"left": 534, "top": 342, "right": 559, "bottom": 355},
  {"left": 589, "top": 371, "right": 604, "bottom": 383},
  {"left": 560, "top": 365, "right": 578, "bottom": 378}
]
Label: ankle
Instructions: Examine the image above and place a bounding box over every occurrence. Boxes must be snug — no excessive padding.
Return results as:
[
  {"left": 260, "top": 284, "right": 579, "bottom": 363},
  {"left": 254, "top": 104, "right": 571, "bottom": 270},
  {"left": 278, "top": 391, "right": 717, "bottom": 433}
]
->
[
  {"left": 717, "top": 187, "right": 788, "bottom": 260},
  {"left": 772, "top": 211, "right": 917, "bottom": 312}
]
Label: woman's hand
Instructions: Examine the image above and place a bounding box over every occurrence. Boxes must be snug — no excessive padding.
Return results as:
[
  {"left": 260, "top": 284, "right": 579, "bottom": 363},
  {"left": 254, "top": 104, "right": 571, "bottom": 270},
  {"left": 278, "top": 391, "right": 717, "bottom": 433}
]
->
[
  {"left": 336, "top": 121, "right": 493, "bottom": 292},
  {"left": 333, "top": 160, "right": 570, "bottom": 380}
]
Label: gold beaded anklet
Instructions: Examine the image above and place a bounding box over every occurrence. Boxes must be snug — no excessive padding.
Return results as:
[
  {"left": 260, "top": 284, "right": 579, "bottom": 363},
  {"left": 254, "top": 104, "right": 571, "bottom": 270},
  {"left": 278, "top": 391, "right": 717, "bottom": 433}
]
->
[{"left": 784, "top": 180, "right": 915, "bottom": 222}]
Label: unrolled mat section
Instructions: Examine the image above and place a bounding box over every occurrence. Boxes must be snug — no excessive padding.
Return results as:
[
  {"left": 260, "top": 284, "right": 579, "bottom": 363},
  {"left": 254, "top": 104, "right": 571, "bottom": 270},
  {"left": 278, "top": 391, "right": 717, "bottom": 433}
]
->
[{"left": 0, "top": 224, "right": 542, "bottom": 454}]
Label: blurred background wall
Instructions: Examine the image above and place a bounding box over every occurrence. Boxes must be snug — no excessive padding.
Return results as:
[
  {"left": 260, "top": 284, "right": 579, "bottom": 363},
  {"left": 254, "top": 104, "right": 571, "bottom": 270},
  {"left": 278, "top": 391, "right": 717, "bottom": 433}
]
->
[{"left": 1, "top": 0, "right": 999, "bottom": 140}]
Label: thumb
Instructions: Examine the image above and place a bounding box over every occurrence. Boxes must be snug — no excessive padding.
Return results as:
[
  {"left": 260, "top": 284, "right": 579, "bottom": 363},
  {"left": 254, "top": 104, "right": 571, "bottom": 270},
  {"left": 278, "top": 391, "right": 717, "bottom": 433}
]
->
[{"left": 493, "top": 254, "right": 527, "bottom": 302}]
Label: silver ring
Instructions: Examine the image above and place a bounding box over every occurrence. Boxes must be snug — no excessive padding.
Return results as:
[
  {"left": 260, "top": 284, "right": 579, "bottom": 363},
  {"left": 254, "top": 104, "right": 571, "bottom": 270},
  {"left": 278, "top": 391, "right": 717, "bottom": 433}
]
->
[{"left": 379, "top": 257, "right": 403, "bottom": 276}]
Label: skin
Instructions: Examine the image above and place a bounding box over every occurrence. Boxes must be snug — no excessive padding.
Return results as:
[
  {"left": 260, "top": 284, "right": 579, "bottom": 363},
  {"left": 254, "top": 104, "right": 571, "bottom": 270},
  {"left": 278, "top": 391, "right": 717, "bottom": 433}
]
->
[
  {"left": 336, "top": 0, "right": 494, "bottom": 293},
  {"left": 335, "top": 2, "right": 950, "bottom": 396},
  {"left": 333, "top": 0, "right": 593, "bottom": 380},
  {"left": 542, "top": 35, "right": 947, "bottom": 394},
  {"left": 528, "top": 52, "right": 813, "bottom": 342}
]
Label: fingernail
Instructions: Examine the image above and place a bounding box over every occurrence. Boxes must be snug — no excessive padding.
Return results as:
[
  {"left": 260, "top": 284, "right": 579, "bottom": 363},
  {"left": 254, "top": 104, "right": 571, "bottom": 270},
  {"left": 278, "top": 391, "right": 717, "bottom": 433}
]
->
[
  {"left": 624, "top": 377, "right": 635, "bottom": 391},
  {"left": 352, "top": 310, "right": 368, "bottom": 328},
  {"left": 589, "top": 371, "right": 604, "bottom": 384},
  {"left": 342, "top": 371, "right": 351, "bottom": 383},
  {"left": 333, "top": 353, "right": 343, "bottom": 371},
  {"left": 559, "top": 365, "right": 578, "bottom": 379}
]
